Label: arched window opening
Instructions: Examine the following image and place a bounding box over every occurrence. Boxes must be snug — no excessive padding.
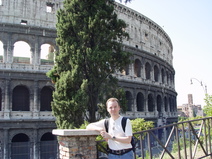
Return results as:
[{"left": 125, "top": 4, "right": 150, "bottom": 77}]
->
[
  {"left": 41, "top": 132, "right": 56, "bottom": 141},
  {"left": 157, "top": 95, "right": 162, "bottom": 112},
  {"left": 174, "top": 97, "right": 177, "bottom": 112},
  {"left": 169, "top": 97, "right": 173, "bottom": 112},
  {"left": 12, "top": 133, "right": 29, "bottom": 142},
  {"left": 121, "top": 64, "right": 129, "bottom": 75},
  {"left": 136, "top": 92, "right": 144, "bottom": 111},
  {"left": 145, "top": 62, "right": 151, "bottom": 80},
  {"left": 40, "top": 132, "right": 58, "bottom": 159},
  {"left": 164, "top": 97, "right": 168, "bottom": 112},
  {"left": 170, "top": 73, "right": 174, "bottom": 86},
  {"left": 40, "top": 44, "right": 55, "bottom": 65},
  {"left": 12, "top": 86, "right": 29, "bottom": 111},
  {"left": 161, "top": 68, "right": 165, "bottom": 83},
  {"left": 40, "top": 86, "right": 53, "bottom": 111},
  {"left": 148, "top": 94, "right": 154, "bottom": 112},
  {"left": 166, "top": 71, "right": 169, "bottom": 85},
  {"left": 0, "top": 88, "right": 2, "bottom": 111},
  {"left": 11, "top": 133, "right": 30, "bottom": 158},
  {"left": 13, "top": 41, "right": 31, "bottom": 64},
  {"left": 134, "top": 59, "right": 141, "bottom": 77},
  {"left": 0, "top": 41, "right": 3, "bottom": 63},
  {"left": 169, "top": 97, "right": 175, "bottom": 112},
  {"left": 0, "top": 89, "right": 2, "bottom": 111},
  {"left": 126, "top": 91, "right": 133, "bottom": 111},
  {"left": 154, "top": 65, "right": 159, "bottom": 82}
]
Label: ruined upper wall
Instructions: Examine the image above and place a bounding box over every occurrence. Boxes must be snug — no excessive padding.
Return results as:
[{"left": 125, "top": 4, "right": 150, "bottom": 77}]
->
[
  {"left": 0, "top": 0, "right": 173, "bottom": 65},
  {"left": 0, "top": 0, "right": 63, "bottom": 29},
  {"left": 115, "top": 3, "right": 173, "bottom": 65}
]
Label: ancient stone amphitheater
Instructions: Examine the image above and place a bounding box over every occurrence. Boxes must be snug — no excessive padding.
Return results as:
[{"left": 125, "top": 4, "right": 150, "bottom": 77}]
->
[{"left": 0, "top": 0, "right": 177, "bottom": 158}]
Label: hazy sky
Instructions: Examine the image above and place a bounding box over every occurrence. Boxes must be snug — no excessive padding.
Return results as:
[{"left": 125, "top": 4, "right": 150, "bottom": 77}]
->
[{"left": 119, "top": 0, "right": 212, "bottom": 107}]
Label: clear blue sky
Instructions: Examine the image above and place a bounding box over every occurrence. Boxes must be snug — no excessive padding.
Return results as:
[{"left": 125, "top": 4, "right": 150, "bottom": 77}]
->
[{"left": 118, "top": 0, "right": 212, "bottom": 107}]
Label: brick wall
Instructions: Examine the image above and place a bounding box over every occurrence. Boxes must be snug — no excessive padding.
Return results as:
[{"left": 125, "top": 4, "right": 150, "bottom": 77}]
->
[{"left": 53, "top": 129, "right": 99, "bottom": 159}]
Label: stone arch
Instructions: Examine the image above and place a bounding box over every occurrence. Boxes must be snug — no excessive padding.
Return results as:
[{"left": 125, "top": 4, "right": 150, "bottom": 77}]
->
[
  {"left": 0, "top": 88, "right": 1, "bottom": 111},
  {"left": 126, "top": 91, "right": 133, "bottom": 111},
  {"left": 40, "top": 132, "right": 56, "bottom": 141},
  {"left": 136, "top": 92, "right": 144, "bottom": 111},
  {"left": 40, "top": 132, "right": 58, "bottom": 158},
  {"left": 166, "top": 71, "right": 170, "bottom": 85},
  {"left": 12, "top": 34, "right": 34, "bottom": 47},
  {"left": 145, "top": 62, "right": 151, "bottom": 80},
  {"left": 122, "top": 64, "right": 130, "bottom": 75},
  {"left": 161, "top": 68, "right": 165, "bottom": 83},
  {"left": 0, "top": 40, "right": 3, "bottom": 62},
  {"left": 40, "top": 86, "right": 53, "bottom": 111},
  {"left": 172, "top": 96, "right": 176, "bottom": 112},
  {"left": 169, "top": 96, "right": 176, "bottom": 112},
  {"left": 174, "top": 96, "right": 177, "bottom": 112},
  {"left": 169, "top": 96, "right": 173, "bottom": 112},
  {"left": 170, "top": 73, "right": 175, "bottom": 86},
  {"left": 157, "top": 95, "right": 162, "bottom": 112},
  {"left": 11, "top": 133, "right": 30, "bottom": 158},
  {"left": 13, "top": 41, "right": 31, "bottom": 64},
  {"left": 154, "top": 65, "right": 159, "bottom": 82},
  {"left": 164, "top": 96, "right": 168, "bottom": 112},
  {"left": 148, "top": 93, "right": 154, "bottom": 112},
  {"left": 12, "top": 85, "right": 30, "bottom": 111},
  {"left": 12, "top": 35, "right": 35, "bottom": 54},
  {"left": 40, "top": 43, "right": 55, "bottom": 65},
  {"left": 134, "top": 59, "right": 141, "bottom": 77},
  {"left": 12, "top": 133, "right": 29, "bottom": 142},
  {"left": 39, "top": 39, "right": 57, "bottom": 51}
]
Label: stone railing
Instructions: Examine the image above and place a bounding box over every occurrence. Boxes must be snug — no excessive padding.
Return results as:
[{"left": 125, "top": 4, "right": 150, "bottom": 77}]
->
[{"left": 53, "top": 129, "right": 99, "bottom": 159}]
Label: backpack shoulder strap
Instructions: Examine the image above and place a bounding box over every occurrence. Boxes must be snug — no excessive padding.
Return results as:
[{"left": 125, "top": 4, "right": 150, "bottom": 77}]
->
[
  {"left": 104, "top": 118, "right": 109, "bottom": 133},
  {"left": 105, "top": 117, "right": 128, "bottom": 133},
  {"left": 121, "top": 117, "right": 128, "bottom": 132}
]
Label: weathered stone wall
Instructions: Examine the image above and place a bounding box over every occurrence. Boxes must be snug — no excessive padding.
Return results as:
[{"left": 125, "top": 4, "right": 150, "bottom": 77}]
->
[
  {"left": 0, "top": 0, "right": 178, "bottom": 158},
  {"left": 0, "top": 0, "right": 63, "bottom": 29},
  {"left": 115, "top": 3, "right": 173, "bottom": 65},
  {"left": 0, "top": 1, "right": 173, "bottom": 65}
]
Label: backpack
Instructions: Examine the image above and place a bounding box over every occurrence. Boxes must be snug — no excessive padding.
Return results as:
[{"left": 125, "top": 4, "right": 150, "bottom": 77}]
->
[{"left": 104, "top": 117, "right": 137, "bottom": 152}]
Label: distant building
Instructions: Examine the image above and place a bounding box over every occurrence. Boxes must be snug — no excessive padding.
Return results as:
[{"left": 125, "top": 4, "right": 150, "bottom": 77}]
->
[{"left": 178, "top": 94, "right": 204, "bottom": 117}]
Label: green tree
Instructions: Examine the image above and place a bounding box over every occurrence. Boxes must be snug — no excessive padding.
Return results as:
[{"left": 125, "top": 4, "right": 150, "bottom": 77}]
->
[
  {"left": 203, "top": 94, "right": 212, "bottom": 116},
  {"left": 47, "top": 0, "right": 132, "bottom": 129}
]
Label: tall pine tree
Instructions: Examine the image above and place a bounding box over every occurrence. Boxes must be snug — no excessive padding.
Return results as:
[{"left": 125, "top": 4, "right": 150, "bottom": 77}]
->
[{"left": 47, "top": 0, "right": 132, "bottom": 128}]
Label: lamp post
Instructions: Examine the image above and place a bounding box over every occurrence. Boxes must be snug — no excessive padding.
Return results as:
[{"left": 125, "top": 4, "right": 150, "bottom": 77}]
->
[
  {"left": 190, "top": 78, "right": 207, "bottom": 94},
  {"left": 190, "top": 78, "right": 207, "bottom": 116}
]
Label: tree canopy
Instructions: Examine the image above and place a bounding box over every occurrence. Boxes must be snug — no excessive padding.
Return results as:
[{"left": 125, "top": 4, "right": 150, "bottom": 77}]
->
[
  {"left": 47, "top": 0, "right": 132, "bottom": 128},
  {"left": 203, "top": 94, "right": 212, "bottom": 116}
]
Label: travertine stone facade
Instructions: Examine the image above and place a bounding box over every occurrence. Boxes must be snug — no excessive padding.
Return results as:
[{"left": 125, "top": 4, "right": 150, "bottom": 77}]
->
[
  {"left": 115, "top": 3, "right": 173, "bottom": 65},
  {"left": 0, "top": 0, "right": 177, "bottom": 158}
]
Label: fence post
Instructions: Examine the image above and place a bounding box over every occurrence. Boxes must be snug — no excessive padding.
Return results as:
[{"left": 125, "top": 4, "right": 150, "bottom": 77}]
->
[{"left": 53, "top": 129, "right": 99, "bottom": 159}]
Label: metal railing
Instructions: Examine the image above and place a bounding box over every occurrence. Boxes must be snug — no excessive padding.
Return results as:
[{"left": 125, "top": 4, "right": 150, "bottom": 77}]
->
[{"left": 97, "top": 117, "right": 212, "bottom": 159}]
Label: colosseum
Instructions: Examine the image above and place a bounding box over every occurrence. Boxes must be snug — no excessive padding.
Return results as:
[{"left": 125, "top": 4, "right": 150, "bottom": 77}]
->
[{"left": 0, "top": 0, "right": 177, "bottom": 158}]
